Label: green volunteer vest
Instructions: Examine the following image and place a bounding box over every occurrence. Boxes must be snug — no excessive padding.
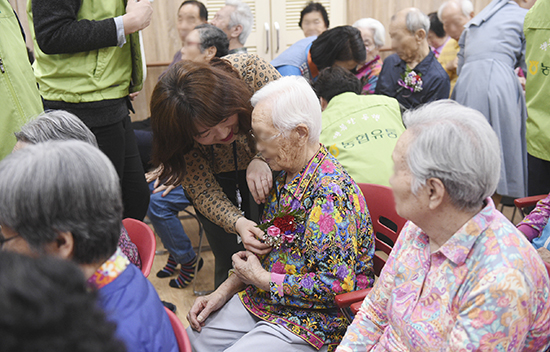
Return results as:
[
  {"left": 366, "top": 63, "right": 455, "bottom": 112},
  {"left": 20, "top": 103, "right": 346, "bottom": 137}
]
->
[
  {"left": 27, "top": 0, "right": 132, "bottom": 103},
  {"left": 319, "top": 92, "right": 405, "bottom": 186}
]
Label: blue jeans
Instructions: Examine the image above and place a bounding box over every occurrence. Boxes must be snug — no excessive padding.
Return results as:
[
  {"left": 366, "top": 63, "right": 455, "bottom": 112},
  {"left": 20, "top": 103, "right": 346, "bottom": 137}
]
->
[{"left": 146, "top": 182, "right": 195, "bottom": 264}]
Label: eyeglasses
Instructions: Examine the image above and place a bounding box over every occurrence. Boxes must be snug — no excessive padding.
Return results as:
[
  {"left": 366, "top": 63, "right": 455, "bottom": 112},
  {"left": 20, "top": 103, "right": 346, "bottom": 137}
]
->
[
  {"left": 0, "top": 226, "right": 20, "bottom": 249},
  {"left": 249, "top": 129, "right": 282, "bottom": 143}
]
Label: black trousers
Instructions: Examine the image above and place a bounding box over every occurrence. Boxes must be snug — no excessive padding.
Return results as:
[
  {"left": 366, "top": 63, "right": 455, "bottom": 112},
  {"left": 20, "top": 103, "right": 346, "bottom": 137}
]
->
[
  {"left": 528, "top": 153, "right": 550, "bottom": 196},
  {"left": 44, "top": 100, "right": 150, "bottom": 220},
  {"left": 193, "top": 169, "right": 260, "bottom": 288}
]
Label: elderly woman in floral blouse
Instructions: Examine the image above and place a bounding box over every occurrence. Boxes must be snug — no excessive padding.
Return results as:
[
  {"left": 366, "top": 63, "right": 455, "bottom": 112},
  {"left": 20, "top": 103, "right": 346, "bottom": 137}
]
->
[
  {"left": 337, "top": 100, "right": 550, "bottom": 352},
  {"left": 187, "top": 76, "right": 375, "bottom": 352}
]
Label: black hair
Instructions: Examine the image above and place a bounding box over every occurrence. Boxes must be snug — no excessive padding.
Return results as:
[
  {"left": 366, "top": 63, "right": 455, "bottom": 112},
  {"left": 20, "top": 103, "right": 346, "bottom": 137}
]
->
[
  {"left": 195, "top": 23, "right": 229, "bottom": 57},
  {"left": 179, "top": 0, "right": 208, "bottom": 22},
  {"left": 0, "top": 252, "right": 126, "bottom": 352},
  {"left": 299, "top": 2, "right": 329, "bottom": 29},
  {"left": 428, "top": 12, "right": 446, "bottom": 38},
  {"left": 310, "top": 26, "right": 366, "bottom": 71},
  {"left": 314, "top": 66, "right": 362, "bottom": 103}
]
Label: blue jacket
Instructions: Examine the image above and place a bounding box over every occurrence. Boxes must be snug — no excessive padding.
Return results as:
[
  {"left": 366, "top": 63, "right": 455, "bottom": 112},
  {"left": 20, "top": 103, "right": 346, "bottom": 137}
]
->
[{"left": 98, "top": 264, "right": 178, "bottom": 352}]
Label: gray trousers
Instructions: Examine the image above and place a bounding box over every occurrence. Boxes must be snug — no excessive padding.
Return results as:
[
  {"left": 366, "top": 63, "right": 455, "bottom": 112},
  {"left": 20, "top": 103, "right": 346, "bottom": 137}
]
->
[{"left": 187, "top": 295, "right": 329, "bottom": 352}]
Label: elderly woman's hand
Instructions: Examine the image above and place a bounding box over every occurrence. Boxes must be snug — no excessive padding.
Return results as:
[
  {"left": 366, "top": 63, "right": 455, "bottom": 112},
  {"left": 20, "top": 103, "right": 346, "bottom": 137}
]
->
[
  {"left": 246, "top": 158, "right": 273, "bottom": 204},
  {"left": 236, "top": 217, "right": 272, "bottom": 255},
  {"left": 232, "top": 251, "right": 271, "bottom": 291},
  {"left": 187, "top": 291, "right": 228, "bottom": 332}
]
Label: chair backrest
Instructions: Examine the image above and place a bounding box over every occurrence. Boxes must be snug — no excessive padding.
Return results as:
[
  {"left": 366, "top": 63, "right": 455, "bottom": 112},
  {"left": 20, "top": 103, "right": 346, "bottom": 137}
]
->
[
  {"left": 358, "top": 183, "right": 407, "bottom": 256},
  {"left": 514, "top": 194, "right": 547, "bottom": 209},
  {"left": 122, "top": 218, "right": 156, "bottom": 277},
  {"left": 164, "top": 307, "right": 192, "bottom": 352}
]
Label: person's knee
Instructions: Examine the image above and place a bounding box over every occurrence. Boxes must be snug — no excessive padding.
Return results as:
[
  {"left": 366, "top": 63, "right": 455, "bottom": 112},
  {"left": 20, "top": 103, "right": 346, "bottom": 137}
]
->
[{"left": 147, "top": 191, "right": 176, "bottom": 220}]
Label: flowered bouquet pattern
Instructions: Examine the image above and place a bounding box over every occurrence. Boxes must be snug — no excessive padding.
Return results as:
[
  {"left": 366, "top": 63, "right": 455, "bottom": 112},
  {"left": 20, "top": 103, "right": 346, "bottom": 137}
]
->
[
  {"left": 257, "top": 203, "right": 306, "bottom": 249},
  {"left": 398, "top": 69, "right": 423, "bottom": 93}
]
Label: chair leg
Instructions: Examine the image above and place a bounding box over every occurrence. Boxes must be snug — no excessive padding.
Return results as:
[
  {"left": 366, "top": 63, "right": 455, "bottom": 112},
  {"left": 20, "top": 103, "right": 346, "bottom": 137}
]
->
[{"left": 181, "top": 209, "right": 213, "bottom": 296}]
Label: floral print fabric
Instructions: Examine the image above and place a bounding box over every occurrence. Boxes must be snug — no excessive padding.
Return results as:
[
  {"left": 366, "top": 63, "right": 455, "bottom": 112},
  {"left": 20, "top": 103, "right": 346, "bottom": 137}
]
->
[
  {"left": 238, "top": 146, "right": 375, "bottom": 351},
  {"left": 337, "top": 198, "right": 550, "bottom": 351},
  {"left": 87, "top": 247, "right": 130, "bottom": 290},
  {"left": 518, "top": 193, "right": 550, "bottom": 240},
  {"left": 355, "top": 56, "right": 383, "bottom": 95}
]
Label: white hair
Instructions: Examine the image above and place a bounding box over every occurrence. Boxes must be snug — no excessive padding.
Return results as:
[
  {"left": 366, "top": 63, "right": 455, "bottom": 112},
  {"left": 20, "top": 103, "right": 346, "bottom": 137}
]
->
[
  {"left": 403, "top": 8, "right": 430, "bottom": 34},
  {"left": 251, "top": 76, "right": 322, "bottom": 143},
  {"left": 225, "top": 0, "right": 253, "bottom": 45},
  {"left": 438, "top": 0, "right": 474, "bottom": 20},
  {"left": 352, "top": 18, "right": 386, "bottom": 48},
  {"left": 402, "top": 100, "right": 500, "bottom": 211}
]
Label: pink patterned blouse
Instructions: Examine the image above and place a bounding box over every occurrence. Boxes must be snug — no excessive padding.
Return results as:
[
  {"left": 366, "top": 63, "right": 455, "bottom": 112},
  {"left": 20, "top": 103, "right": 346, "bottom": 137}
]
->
[{"left": 337, "top": 198, "right": 550, "bottom": 351}]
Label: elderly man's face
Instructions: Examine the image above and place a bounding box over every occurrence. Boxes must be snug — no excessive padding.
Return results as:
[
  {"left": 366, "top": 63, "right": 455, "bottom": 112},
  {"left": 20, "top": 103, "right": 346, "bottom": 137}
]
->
[
  {"left": 251, "top": 102, "right": 300, "bottom": 174},
  {"left": 177, "top": 3, "right": 206, "bottom": 44},
  {"left": 389, "top": 131, "right": 427, "bottom": 222},
  {"left": 439, "top": 3, "right": 471, "bottom": 42},
  {"left": 389, "top": 14, "right": 423, "bottom": 64},
  {"left": 211, "top": 5, "right": 235, "bottom": 39}
]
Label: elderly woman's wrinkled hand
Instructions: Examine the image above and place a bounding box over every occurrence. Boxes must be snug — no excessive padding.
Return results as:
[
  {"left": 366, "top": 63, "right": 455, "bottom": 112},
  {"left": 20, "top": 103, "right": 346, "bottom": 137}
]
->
[
  {"left": 246, "top": 158, "right": 273, "bottom": 204},
  {"left": 187, "top": 291, "right": 228, "bottom": 332},
  {"left": 232, "top": 251, "right": 270, "bottom": 291},
  {"left": 235, "top": 217, "right": 272, "bottom": 255}
]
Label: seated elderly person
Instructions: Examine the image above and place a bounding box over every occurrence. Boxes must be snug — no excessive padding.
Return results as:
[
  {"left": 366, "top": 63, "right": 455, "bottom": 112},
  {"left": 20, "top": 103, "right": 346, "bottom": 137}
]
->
[
  {"left": 352, "top": 18, "right": 385, "bottom": 94},
  {"left": 375, "top": 8, "right": 450, "bottom": 109},
  {"left": 314, "top": 66, "right": 404, "bottom": 186},
  {"left": 13, "top": 110, "right": 141, "bottom": 268},
  {"left": 336, "top": 100, "right": 550, "bottom": 351},
  {"left": 437, "top": 0, "right": 475, "bottom": 94},
  {"left": 186, "top": 76, "right": 375, "bottom": 351},
  {"left": 180, "top": 23, "right": 229, "bottom": 62},
  {"left": 0, "top": 140, "right": 178, "bottom": 352},
  {"left": 0, "top": 252, "right": 126, "bottom": 352},
  {"left": 518, "top": 193, "right": 550, "bottom": 248}
]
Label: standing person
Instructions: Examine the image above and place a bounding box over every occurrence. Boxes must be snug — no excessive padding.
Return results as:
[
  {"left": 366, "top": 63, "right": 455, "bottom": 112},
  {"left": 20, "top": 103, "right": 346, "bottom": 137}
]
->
[
  {"left": 524, "top": 0, "right": 550, "bottom": 196},
  {"left": 299, "top": 2, "right": 329, "bottom": 38},
  {"left": 452, "top": 0, "right": 535, "bottom": 199},
  {"left": 0, "top": 0, "right": 43, "bottom": 160},
  {"left": 375, "top": 8, "right": 450, "bottom": 109},
  {"left": 27, "top": 0, "right": 153, "bottom": 220},
  {"left": 149, "top": 61, "right": 273, "bottom": 288},
  {"left": 211, "top": 0, "right": 253, "bottom": 54}
]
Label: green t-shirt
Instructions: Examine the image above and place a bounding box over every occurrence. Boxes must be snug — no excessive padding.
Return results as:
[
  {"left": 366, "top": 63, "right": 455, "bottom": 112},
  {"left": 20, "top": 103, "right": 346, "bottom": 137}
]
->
[
  {"left": 319, "top": 92, "right": 405, "bottom": 186},
  {"left": 524, "top": 0, "right": 550, "bottom": 161}
]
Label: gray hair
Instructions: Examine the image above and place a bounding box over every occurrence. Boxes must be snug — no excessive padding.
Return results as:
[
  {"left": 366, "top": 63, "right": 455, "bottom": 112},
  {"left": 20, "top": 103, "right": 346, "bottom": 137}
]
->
[
  {"left": 225, "top": 0, "right": 253, "bottom": 45},
  {"left": 404, "top": 8, "right": 430, "bottom": 35},
  {"left": 195, "top": 23, "right": 229, "bottom": 57},
  {"left": 438, "top": 0, "right": 474, "bottom": 20},
  {"left": 0, "top": 140, "right": 122, "bottom": 265},
  {"left": 352, "top": 18, "right": 386, "bottom": 48},
  {"left": 15, "top": 110, "right": 97, "bottom": 147},
  {"left": 251, "top": 76, "right": 322, "bottom": 143},
  {"left": 402, "top": 100, "right": 500, "bottom": 211}
]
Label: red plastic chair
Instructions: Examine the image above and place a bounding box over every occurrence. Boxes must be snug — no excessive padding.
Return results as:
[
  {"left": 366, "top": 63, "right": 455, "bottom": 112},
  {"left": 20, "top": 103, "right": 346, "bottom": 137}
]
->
[
  {"left": 514, "top": 194, "right": 550, "bottom": 276},
  {"left": 164, "top": 307, "right": 192, "bottom": 352},
  {"left": 335, "top": 183, "right": 407, "bottom": 322},
  {"left": 122, "top": 218, "right": 156, "bottom": 277}
]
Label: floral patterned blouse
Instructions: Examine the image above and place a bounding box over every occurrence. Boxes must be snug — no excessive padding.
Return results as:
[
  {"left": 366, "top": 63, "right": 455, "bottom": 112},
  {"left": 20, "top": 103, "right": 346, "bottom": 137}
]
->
[
  {"left": 238, "top": 146, "right": 375, "bottom": 351},
  {"left": 337, "top": 198, "right": 550, "bottom": 352},
  {"left": 517, "top": 193, "right": 550, "bottom": 241},
  {"left": 355, "top": 55, "right": 383, "bottom": 95}
]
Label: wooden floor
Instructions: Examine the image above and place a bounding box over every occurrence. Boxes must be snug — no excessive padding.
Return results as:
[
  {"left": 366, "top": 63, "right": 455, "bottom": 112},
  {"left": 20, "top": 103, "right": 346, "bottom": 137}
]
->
[
  {"left": 147, "top": 203, "right": 524, "bottom": 328},
  {"left": 146, "top": 210, "right": 216, "bottom": 328}
]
